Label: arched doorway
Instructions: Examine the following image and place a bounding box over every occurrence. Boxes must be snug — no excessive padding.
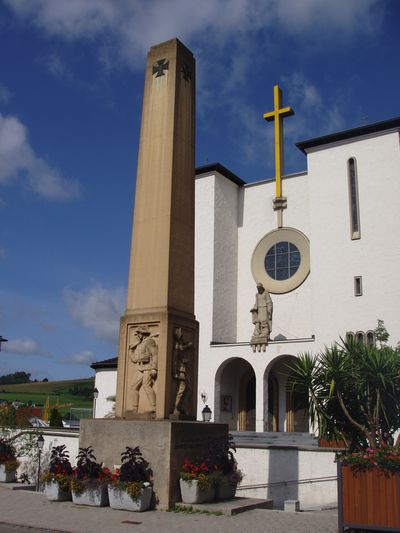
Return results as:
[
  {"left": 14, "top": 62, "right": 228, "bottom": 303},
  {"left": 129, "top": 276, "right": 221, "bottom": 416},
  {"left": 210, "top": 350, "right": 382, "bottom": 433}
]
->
[
  {"left": 238, "top": 371, "right": 255, "bottom": 431},
  {"left": 268, "top": 373, "right": 279, "bottom": 432},
  {"left": 264, "top": 355, "right": 309, "bottom": 433},
  {"left": 215, "top": 358, "right": 256, "bottom": 431}
]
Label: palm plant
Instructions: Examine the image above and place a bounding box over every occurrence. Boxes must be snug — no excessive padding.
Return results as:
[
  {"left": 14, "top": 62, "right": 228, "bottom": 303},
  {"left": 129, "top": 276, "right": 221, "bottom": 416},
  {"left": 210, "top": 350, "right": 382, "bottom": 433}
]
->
[{"left": 288, "top": 337, "right": 400, "bottom": 452}]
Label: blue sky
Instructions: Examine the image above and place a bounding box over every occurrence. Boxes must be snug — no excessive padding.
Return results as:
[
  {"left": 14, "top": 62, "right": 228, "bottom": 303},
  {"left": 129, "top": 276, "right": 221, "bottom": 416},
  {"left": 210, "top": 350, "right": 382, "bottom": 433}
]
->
[{"left": 0, "top": 0, "right": 399, "bottom": 380}]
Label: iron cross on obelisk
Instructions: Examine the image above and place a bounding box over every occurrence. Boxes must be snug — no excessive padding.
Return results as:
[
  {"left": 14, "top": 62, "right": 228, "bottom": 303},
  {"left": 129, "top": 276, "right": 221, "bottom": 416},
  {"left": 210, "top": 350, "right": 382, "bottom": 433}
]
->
[{"left": 263, "top": 85, "right": 294, "bottom": 228}]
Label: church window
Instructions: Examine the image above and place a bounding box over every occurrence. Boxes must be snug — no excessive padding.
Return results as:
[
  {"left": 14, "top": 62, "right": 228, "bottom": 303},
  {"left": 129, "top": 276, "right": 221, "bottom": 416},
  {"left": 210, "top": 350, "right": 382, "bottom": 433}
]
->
[
  {"left": 366, "top": 331, "right": 375, "bottom": 347},
  {"left": 348, "top": 158, "right": 361, "bottom": 239},
  {"left": 251, "top": 227, "right": 310, "bottom": 294},
  {"left": 354, "top": 276, "right": 363, "bottom": 296},
  {"left": 346, "top": 332, "right": 355, "bottom": 343},
  {"left": 264, "top": 242, "right": 301, "bottom": 280},
  {"left": 356, "top": 331, "right": 365, "bottom": 345}
]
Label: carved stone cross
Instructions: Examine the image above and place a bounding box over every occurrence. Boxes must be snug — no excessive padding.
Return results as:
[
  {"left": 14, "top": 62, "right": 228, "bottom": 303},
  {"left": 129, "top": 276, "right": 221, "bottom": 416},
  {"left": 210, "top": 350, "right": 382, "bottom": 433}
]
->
[{"left": 153, "top": 58, "right": 169, "bottom": 77}]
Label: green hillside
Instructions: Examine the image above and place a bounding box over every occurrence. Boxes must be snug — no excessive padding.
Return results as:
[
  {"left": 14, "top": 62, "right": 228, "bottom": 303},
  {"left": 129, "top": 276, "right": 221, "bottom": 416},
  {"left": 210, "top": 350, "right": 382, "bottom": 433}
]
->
[{"left": 0, "top": 378, "right": 95, "bottom": 415}]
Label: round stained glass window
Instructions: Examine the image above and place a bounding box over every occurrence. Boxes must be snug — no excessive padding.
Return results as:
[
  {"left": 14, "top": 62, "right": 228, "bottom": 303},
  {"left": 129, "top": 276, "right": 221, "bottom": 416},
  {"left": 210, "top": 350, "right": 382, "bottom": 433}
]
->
[
  {"left": 251, "top": 227, "right": 310, "bottom": 294},
  {"left": 264, "top": 241, "right": 301, "bottom": 280}
]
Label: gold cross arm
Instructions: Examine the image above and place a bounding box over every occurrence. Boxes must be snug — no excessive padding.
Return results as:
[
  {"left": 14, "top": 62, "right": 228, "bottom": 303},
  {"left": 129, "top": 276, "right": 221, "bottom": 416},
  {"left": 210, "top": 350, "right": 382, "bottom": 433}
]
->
[
  {"left": 263, "top": 85, "right": 294, "bottom": 199},
  {"left": 263, "top": 106, "right": 293, "bottom": 121}
]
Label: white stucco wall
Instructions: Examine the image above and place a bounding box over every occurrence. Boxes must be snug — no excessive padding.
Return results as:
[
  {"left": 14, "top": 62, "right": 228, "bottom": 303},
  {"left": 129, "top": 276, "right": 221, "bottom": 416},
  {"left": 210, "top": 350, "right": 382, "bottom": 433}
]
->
[
  {"left": 14, "top": 429, "right": 79, "bottom": 483},
  {"left": 236, "top": 446, "right": 338, "bottom": 509},
  {"left": 308, "top": 130, "right": 400, "bottom": 350},
  {"left": 94, "top": 368, "right": 117, "bottom": 419}
]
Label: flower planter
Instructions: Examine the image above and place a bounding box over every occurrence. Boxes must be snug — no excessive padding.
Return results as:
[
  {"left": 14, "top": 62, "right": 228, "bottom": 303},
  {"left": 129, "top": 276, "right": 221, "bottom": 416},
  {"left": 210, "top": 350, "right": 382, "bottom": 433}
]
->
[
  {"left": 215, "top": 479, "right": 237, "bottom": 500},
  {"left": 338, "top": 462, "right": 400, "bottom": 532},
  {"left": 72, "top": 483, "right": 109, "bottom": 507},
  {"left": 44, "top": 481, "right": 72, "bottom": 502},
  {"left": 179, "top": 479, "right": 215, "bottom": 504},
  {"left": 0, "top": 464, "right": 16, "bottom": 483},
  {"left": 108, "top": 485, "right": 152, "bottom": 511}
]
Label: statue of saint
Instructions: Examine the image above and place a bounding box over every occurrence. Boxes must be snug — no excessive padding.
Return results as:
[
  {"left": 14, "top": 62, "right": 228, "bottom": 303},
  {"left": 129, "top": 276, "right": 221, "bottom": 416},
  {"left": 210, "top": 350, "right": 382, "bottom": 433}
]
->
[
  {"left": 129, "top": 325, "right": 158, "bottom": 412},
  {"left": 251, "top": 283, "right": 273, "bottom": 340},
  {"left": 172, "top": 327, "right": 192, "bottom": 415}
]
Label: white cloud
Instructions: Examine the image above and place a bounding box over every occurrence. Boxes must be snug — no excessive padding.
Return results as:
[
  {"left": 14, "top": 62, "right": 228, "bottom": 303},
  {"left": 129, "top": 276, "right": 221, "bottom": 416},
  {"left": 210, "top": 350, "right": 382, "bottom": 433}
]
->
[
  {"left": 286, "top": 73, "right": 346, "bottom": 135},
  {"left": 44, "top": 53, "right": 73, "bottom": 81},
  {"left": 4, "top": 338, "right": 41, "bottom": 354},
  {"left": 0, "top": 113, "right": 80, "bottom": 200},
  {"left": 67, "top": 350, "right": 96, "bottom": 365},
  {"left": 63, "top": 285, "right": 125, "bottom": 344},
  {"left": 0, "top": 247, "right": 7, "bottom": 260},
  {"left": 0, "top": 83, "right": 12, "bottom": 105},
  {"left": 4, "top": 0, "right": 383, "bottom": 71}
]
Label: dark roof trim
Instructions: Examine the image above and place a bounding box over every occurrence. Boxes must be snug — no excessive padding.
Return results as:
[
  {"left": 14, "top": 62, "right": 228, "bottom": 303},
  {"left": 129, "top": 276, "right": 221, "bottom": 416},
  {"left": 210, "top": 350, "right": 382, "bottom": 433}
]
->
[
  {"left": 296, "top": 117, "right": 400, "bottom": 154},
  {"left": 91, "top": 357, "right": 118, "bottom": 370},
  {"left": 196, "top": 162, "right": 246, "bottom": 187}
]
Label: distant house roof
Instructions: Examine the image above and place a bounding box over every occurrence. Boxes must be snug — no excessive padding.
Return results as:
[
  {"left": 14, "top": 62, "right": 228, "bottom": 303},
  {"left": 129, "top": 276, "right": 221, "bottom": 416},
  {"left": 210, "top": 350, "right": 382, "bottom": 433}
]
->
[
  {"left": 91, "top": 357, "right": 118, "bottom": 370},
  {"left": 296, "top": 116, "right": 400, "bottom": 154},
  {"left": 196, "top": 162, "right": 246, "bottom": 187}
]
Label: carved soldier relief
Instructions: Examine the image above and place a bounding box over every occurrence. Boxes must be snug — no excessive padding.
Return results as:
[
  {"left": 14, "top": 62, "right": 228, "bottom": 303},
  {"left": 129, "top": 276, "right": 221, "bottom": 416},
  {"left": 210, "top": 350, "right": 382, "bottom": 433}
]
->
[
  {"left": 171, "top": 326, "right": 193, "bottom": 416},
  {"left": 127, "top": 324, "right": 159, "bottom": 413}
]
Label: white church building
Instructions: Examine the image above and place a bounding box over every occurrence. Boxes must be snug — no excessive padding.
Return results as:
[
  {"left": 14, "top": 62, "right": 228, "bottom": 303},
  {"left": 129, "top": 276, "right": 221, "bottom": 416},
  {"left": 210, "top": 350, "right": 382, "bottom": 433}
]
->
[{"left": 92, "top": 116, "right": 400, "bottom": 437}]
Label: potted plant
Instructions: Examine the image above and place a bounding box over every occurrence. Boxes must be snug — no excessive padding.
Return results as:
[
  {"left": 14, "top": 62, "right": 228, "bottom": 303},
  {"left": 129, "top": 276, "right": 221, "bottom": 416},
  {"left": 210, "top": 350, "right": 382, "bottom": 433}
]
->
[
  {"left": 289, "top": 330, "right": 400, "bottom": 532},
  {"left": 42, "top": 445, "right": 72, "bottom": 501},
  {"left": 0, "top": 437, "right": 19, "bottom": 483},
  {"left": 71, "top": 446, "right": 110, "bottom": 507},
  {"left": 108, "top": 446, "right": 152, "bottom": 511},
  {"left": 179, "top": 458, "right": 214, "bottom": 503},
  {"left": 209, "top": 435, "right": 243, "bottom": 500}
]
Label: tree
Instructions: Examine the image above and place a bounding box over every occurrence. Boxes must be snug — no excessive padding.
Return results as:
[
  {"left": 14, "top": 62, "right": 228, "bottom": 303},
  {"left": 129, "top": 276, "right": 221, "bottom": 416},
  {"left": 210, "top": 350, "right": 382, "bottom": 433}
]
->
[
  {"left": 0, "top": 404, "right": 17, "bottom": 427},
  {"left": 374, "top": 319, "right": 390, "bottom": 348},
  {"left": 0, "top": 372, "right": 31, "bottom": 385},
  {"left": 49, "top": 408, "right": 63, "bottom": 428},
  {"left": 288, "top": 336, "right": 400, "bottom": 452}
]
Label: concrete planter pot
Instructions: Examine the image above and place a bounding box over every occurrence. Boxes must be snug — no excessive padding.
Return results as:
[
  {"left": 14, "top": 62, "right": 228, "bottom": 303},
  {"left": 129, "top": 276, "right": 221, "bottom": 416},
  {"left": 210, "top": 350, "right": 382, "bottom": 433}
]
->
[
  {"left": 108, "top": 485, "right": 152, "bottom": 511},
  {"left": 179, "top": 479, "right": 215, "bottom": 504},
  {"left": 338, "top": 463, "right": 400, "bottom": 532},
  {"left": 0, "top": 464, "right": 16, "bottom": 483},
  {"left": 44, "top": 481, "right": 72, "bottom": 502},
  {"left": 215, "top": 479, "right": 237, "bottom": 500},
  {"left": 72, "top": 483, "right": 109, "bottom": 507}
]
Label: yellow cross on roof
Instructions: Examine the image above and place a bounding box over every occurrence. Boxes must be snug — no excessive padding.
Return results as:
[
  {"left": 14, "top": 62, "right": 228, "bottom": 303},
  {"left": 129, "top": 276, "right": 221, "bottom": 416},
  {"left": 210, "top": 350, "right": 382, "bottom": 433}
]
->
[{"left": 263, "top": 85, "right": 294, "bottom": 199}]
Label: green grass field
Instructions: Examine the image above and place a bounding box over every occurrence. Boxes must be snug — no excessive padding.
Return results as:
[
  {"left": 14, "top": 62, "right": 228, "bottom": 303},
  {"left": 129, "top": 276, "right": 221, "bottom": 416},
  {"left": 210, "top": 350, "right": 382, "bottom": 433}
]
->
[{"left": 0, "top": 378, "right": 95, "bottom": 416}]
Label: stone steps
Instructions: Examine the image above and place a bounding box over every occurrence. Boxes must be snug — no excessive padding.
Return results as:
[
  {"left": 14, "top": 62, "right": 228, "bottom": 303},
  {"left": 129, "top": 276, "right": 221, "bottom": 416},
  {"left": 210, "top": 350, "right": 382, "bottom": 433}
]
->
[{"left": 230, "top": 431, "right": 319, "bottom": 448}]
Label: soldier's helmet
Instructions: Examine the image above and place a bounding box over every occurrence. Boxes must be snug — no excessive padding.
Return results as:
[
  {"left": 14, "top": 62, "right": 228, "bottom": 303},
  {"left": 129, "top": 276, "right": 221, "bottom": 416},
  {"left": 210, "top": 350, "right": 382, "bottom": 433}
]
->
[{"left": 135, "top": 325, "right": 150, "bottom": 335}]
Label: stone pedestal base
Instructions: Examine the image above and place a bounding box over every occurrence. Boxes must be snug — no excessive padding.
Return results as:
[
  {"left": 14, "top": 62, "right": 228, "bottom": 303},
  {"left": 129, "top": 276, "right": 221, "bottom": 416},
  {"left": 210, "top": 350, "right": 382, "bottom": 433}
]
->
[
  {"left": 80, "top": 419, "right": 228, "bottom": 509},
  {"left": 250, "top": 336, "right": 269, "bottom": 352}
]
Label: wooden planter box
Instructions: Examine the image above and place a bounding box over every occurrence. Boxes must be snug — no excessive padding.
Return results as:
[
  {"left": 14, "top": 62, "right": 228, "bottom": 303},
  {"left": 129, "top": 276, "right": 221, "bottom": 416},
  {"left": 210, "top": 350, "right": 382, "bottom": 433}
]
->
[{"left": 338, "top": 462, "right": 400, "bottom": 532}]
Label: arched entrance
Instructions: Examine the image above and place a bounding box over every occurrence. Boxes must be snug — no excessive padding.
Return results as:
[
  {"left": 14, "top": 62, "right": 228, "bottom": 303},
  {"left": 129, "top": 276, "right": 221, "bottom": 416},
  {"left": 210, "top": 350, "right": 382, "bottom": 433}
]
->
[
  {"left": 215, "top": 358, "right": 256, "bottom": 431},
  {"left": 264, "top": 355, "right": 309, "bottom": 432},
  {"left": 238, "top": 371, "right": 255, "bottom": 431},
  {"left": 268, "top": 373, "right": 279, "bottom": 432}
]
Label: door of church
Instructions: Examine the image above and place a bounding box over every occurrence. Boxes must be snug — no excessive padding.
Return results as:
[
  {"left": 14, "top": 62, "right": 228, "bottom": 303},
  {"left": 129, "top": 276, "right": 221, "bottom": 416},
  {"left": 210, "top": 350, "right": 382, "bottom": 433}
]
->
[{"left": 238, "top": 372, "right": 256, "bottom": 431}]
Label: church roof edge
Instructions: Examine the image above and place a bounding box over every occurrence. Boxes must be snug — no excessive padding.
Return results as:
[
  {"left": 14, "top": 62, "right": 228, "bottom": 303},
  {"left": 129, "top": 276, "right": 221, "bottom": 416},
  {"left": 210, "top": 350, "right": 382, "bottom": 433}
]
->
[
  {"left": 296, "top": 116, "right": 400, "bottom": 154},
  {"left": 195, "top": 162, "right": 246, "bottom": 187},
  {"left": 90, "top": 357, "right": 117, "bottom": 370}
]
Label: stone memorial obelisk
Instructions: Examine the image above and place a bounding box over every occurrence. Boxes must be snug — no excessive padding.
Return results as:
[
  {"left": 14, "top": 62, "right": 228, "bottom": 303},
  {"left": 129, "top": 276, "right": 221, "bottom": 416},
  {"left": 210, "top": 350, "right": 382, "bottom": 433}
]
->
[
  {"left": 80, "top": 39, "right": 227, "bottom": 509},
  {"left": 115, "top": 38, "right": 199, "bottom": 421}
]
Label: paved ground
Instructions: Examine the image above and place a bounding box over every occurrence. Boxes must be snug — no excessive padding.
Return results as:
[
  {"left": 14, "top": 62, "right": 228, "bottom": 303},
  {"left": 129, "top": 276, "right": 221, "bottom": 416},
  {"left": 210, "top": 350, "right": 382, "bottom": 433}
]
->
[{"left": 0, "top": 486, "right": 338, "bottom": 533}]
